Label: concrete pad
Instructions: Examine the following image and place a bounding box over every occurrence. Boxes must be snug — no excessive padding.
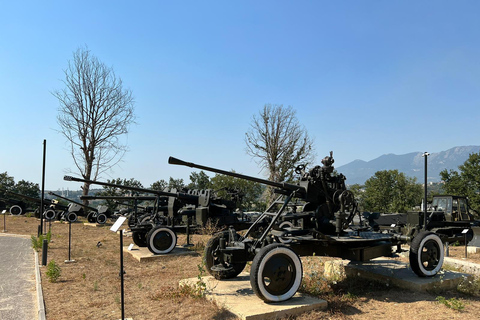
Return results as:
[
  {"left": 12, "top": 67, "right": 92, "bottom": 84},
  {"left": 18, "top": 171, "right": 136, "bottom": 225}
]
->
[
  {"left": 343, "top": 258, "right": 473, "bottom": 292},
  {"left": 123, "top": 244, "right": 197, "bottom": 262},
  {"left": 444, "top": 257, "right": 480, "bottom": 276},
  {"left": 83, "top": 222, "right": 113, "bottom": 227},
  {"left": 180, "top": 272, "right": 327, "bottom": 320}
]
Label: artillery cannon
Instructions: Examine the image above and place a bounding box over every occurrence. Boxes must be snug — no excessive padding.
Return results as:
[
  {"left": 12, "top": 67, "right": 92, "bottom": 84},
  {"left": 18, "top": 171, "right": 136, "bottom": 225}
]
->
[
  {"left": 64, "top": 175, "right": 256, "bottom": 254},
  {"left": 49, "top": 192, "right": 111, "bottom": 224},
  {"left": 168, "top": 153, "right": 463, "bottom": 302},
  {"left": 2, "top": 190, "right": 75, "bottom": 221}
]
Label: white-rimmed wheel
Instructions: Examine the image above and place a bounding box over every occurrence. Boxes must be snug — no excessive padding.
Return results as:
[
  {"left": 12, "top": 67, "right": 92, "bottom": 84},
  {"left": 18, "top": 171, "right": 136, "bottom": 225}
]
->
[
  {"left": 65, "top": 212, "right": 78, "bottom": 223},
  {"left": 9, "top": 205, "right": 23, "bottom": 215},
  {"left": 250, "top": 243, "right": 302, "bottom": 302},
  {"left": 146, "top": 226, "right": 177, "bottom": 254},
  {"left": 409, "top": 231, "right": 444, "bottom": 277},
  {"left": 44, "top": 209, "right": 56, "bottom": 220},
  {"left": 96, "top": 213, "right": 107, "bottom": 224}
]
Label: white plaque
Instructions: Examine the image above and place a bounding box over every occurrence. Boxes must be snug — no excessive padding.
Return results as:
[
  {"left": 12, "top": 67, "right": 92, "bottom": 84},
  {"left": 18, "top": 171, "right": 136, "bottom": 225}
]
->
[
  {"left": 462, "top": 229, "right": 469, "bottom": 234},
  {"left": 110, "top": 216, "right": 127, "bottom": 232},
  {"left": 128, "top": 243, "right": 134, "bottom": 251},
  {"left": 390, "top": 224, "right": 396, "bottom": 227}
]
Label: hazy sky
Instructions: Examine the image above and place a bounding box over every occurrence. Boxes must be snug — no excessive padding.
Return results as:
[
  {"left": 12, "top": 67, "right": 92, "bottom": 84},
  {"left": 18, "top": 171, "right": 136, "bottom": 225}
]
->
[{"left": 1, "top": 1, "right": 479, "bottom": 190}]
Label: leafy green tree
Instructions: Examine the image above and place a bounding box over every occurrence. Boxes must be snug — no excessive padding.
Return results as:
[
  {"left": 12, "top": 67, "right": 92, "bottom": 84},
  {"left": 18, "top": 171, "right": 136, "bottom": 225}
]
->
[
  {"left": 187, "top": 171, "right": 211, "bottom": 190},
  {"left": 14, "top": 180, "right": 40, "bottom": 198},
  {"left": 0, "top": 172, "right": 15, "bottom": 198},
  {"left": 150, "top": 180, "right": 168, "bottom": 191},
  {"left": 210, "top": 172, "right": 265, "bottom": 211},
  {"left": 95, "top": 178, "right": 144, "bottom": 212},
  {"left": 363, "top": 170, "right": 422, "bottom": 212},
  {"left": 440, "top": 151, "right": 480, "bottom": 212}
]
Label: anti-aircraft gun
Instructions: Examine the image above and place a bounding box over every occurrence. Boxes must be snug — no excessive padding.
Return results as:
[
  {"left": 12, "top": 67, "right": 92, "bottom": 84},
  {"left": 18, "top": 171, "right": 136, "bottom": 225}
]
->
[
  {"left": 168, "top": 153, "right": 455, "bottom": 302},
  {"left": 64, "top": 175, "right": 256, "bottom": 254},
  {"left": 48, "top": 192, "right": 110, "bottom": 224}
]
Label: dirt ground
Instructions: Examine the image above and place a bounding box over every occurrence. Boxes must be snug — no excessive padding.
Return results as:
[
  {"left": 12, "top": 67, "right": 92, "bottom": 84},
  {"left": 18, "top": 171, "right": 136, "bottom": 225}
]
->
[{"left": 3, "top": 214, "right": 480, "bottom": 320}]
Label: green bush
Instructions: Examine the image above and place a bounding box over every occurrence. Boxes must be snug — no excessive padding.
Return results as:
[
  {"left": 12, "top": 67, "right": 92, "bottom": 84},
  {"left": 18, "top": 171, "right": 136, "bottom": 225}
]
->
[{"left": 46, "top": 260, "right": 61, "bottom": 283}]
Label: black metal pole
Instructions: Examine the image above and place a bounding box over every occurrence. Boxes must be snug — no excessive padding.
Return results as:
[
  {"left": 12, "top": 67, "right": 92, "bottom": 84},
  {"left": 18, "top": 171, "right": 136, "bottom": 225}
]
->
[
  {"left": 40, "top": 140, "right": 46, "bottom": 235},
  {"left": 68, "top": 220, "right": 72, "bottom": 261},
  {"left": 423, "top": 152, "right": 429, "bottom": 230},
  {"left": 120, "top": 229, "right": 125, "bottom": 320}
]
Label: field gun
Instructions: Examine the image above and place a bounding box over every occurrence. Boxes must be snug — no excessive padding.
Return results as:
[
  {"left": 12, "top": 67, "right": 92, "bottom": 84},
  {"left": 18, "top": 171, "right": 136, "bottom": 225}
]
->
[
  {"left": 168, "top": 153, "right": 453, "bottom": 302},
  {"left": 64, "top": 175, "right": 255, "bottom": 254},
  {"left": 3, "top": 190, "right": 74, "bottom": 221},
  {"left": 49, "top": 192, "right": 109, "bottom": 224},
  {"left": 80, "top": 195, "right": 157, "bottom": 227}
]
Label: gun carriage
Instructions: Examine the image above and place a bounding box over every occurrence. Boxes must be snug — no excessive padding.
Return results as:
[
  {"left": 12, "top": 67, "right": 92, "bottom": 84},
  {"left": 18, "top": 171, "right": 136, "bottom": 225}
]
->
[
  {"left": 168, "top": 152, "right": 478, "bottom": 302},
  {"left": 64, "top": 176, "right": 260, "bottom": 254},
  {"left": 2, "top": 190, "right": 77, "bottom": 221},
  {"left": 48, "top": 192, "right": 110, "bottom": 224}
]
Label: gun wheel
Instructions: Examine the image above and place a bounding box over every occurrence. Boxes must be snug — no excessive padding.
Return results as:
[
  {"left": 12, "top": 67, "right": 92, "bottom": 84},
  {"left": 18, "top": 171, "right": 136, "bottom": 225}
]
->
[
  {"left": 250, "top": 243, "right": 302, "bottom": 302},
  {"left": 409, "top": 231, "right": 444, "bottom": 277},
  {"left": 132, "top": 230, "right": 148, "bottom": 247},
  {"left": 87, "top": 212, "right": 96, "bottom": 223},
  {"left": 147, "top": 226, "right": 177, "bottom": 254},
  {"left": 66, "top": 212, "right": 78, "bottom": 223},
  {"left": 204, "top": 231, "right": 246, "bottom": 279},
  {"left": 96, "top": 213, "right": 107, "bottom": 224},
  {"left": 9, "top": 205, "right": 23, "bottom": 216},
  {"left": 44, "top": 209, "right": 56, "bottom": 220}
]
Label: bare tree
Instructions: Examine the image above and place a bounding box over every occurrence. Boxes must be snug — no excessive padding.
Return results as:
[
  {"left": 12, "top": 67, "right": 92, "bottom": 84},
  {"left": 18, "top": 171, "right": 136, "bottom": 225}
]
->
[
  {"left": 54, "top": 47, "right": 135, "bottom": 201},
  {"left": 245, "top": 104, "right": 315, "bottom": 193}
]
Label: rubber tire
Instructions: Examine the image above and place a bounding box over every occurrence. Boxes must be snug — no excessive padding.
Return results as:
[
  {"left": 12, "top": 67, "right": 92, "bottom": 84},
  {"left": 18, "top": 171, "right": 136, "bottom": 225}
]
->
[
  {"left": 409, "top": 231, "right": 444, "bottom": 277},
  {"left": 66, "top": 212, "right": 78, "bottom": 223},
  {"left": 146, "top": 226, "right": 177, "bottom": 254},
  {"left": 44, "top": 209, "right": 56, "bottom": 220},
  {"left": 250, "top": 243, "right": 302, "bottom": 302},
  {"left": 9, "top": 205, "right": 23, "bottom": 216},
  {"left": 132, "top": 231, "right": 148, "bottom": 247},
  {"left": 96, "top": 213, "right": 107, "bottom": 224},
  {"left": 87, "top": 212, "right": 96, "bottom": 223},
  {"left": 204, "top": 231, "right": 246, "bottom": 280}
]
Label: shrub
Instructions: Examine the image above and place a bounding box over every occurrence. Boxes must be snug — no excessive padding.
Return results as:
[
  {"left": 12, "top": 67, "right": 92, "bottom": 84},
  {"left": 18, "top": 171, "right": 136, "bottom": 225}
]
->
[{"left": 46, "top": 260, "right": 61, "bottom": 283}]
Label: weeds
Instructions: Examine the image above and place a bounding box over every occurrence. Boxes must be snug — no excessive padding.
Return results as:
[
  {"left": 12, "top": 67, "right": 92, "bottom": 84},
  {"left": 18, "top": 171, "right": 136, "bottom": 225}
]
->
[
  {"left": 46, "top": 260, "right": 61, "bottom": 283},
  {"left": 436, "top": 296, "right": 465, "bottom": 311},
  {"left": 31, "top": 230, "right": 51, "bottom": 251}
]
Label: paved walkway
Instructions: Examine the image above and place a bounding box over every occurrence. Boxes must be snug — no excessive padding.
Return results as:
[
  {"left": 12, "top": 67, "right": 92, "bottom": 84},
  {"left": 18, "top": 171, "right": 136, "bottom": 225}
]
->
[{"left": 0, "top": 234, "right": 37, "bottom": 320}]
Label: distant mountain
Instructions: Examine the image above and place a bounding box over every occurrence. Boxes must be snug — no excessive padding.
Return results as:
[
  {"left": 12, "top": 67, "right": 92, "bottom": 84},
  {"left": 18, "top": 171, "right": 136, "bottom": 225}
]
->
[{"left": 337, "top": 146, "right": 480, "bottom": 185}]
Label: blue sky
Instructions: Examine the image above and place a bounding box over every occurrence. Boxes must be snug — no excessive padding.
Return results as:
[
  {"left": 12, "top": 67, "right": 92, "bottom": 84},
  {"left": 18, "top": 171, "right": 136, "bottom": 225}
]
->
[{"left": 1, "top": 1, "right": 479, "bottom": 190}]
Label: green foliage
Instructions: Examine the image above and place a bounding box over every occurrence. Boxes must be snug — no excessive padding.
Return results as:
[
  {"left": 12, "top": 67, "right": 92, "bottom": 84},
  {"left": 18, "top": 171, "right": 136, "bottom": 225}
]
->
[
  {"left": 441, "top": 151, "right": 480, "bottom": 213},
  {"left": 436, "top": 296, "right": 465, "bottom": 311},
  {"left": 363, "top": 170, "right": 422, "bottom": 212},
  {"left": 210, "top": 172, "right": 265, "bottom": 211},
  {"left": 95, "top": 178, "right": 144, "bottom": 212},
  {"left": 187, "top": 171, "right": 212, "bottom": 190},
  {"left": 31, "top": 231, "right": 51, "bottom": 251},
  {"left": 46, "top": 260, "right": 62, "bottom": 283}
]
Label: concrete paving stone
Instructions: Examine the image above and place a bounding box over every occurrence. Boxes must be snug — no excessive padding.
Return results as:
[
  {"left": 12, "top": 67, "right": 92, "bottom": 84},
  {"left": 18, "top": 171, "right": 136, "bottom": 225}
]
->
[
  {"left": 180, "top": 272, "right": 328, "bottom": 320},
  {"left": 343, "top": 258, "right": 473, "bottom": 292}
]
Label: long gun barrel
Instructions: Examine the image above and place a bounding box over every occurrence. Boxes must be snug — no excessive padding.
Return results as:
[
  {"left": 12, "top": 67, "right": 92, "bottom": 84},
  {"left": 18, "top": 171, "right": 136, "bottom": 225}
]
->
[
  {"left": 80, "top": 195, "right": 157, "bottom": 201},
  {"left": 49, "top": 192, "right": 98, "bottom": 211},
  {"left": 5, "top": 190, "right": 57, "bottom": 207},
  {"left": 168, "top": 156, "right": 305, "bottom": 194},
  {"left": 63, "top": 176, "right": 199, "bottom": 203}
]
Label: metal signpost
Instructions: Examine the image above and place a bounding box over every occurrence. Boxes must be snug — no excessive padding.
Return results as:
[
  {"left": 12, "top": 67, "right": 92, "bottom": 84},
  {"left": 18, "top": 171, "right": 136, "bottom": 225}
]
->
[
  {"left": 110, "top": 216, "right": 127, "bottom": 320},
  {"left": 2, "top": 209, "right": 6, "bottom": 232}
]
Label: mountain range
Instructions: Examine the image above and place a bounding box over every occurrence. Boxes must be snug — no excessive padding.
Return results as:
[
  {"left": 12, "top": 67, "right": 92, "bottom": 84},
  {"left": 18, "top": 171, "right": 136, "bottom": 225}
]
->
[{"left": 336, "top": 146, "right": 480, "bottom": 185}]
